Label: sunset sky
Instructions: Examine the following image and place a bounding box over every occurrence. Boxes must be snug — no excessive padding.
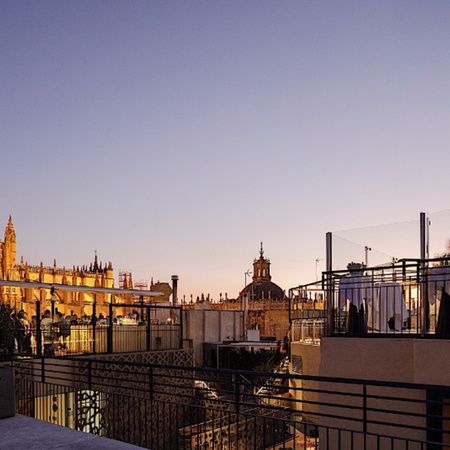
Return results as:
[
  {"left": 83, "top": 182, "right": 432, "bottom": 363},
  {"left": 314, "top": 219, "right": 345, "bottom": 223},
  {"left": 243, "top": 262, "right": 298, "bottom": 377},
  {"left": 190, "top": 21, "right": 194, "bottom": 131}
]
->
[{"left": 1, "top": 1, "right": 450, "bottom": 299}]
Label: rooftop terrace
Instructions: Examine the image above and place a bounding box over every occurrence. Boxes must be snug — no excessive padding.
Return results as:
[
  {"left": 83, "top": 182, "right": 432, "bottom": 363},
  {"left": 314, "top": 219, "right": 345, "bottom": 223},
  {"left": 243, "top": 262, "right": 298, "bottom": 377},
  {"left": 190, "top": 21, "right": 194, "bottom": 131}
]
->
[{"left": 0, "top": 415, "right": 144, "bottom": 450}]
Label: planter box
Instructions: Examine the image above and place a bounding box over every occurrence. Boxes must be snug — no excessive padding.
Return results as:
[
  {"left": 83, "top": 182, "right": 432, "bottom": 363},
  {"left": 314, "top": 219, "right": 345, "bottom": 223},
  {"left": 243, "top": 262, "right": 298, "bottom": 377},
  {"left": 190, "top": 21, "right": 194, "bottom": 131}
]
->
[{"left": 0, "top": 367, "right": 15, "bottom": 418}]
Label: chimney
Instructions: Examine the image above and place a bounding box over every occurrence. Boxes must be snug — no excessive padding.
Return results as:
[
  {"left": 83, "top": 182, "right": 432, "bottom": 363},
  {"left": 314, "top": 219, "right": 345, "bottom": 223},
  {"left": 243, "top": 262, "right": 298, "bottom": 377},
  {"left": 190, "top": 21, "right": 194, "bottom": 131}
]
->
[{"left": 171, "top": 275, "right": 179, "bottom": 306}]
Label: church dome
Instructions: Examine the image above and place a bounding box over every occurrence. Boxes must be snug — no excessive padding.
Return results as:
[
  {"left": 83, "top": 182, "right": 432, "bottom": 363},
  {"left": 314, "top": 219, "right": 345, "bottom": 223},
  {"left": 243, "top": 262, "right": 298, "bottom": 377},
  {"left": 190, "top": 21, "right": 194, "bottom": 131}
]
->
[
  {"left": 239, "top": 280, "right": 285, "bottom": 301},
  {"left": 238, "top": 243, "right": 286, "bottom": 301}
]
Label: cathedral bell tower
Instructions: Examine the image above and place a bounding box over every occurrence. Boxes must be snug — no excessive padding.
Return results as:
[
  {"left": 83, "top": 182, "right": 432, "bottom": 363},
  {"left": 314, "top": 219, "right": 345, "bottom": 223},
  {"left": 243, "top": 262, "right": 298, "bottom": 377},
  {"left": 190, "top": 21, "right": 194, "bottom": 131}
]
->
[
  {"left": 252, "top": 242, "right": 271, "bottom": 282},
  {"left": 3, "top": 215, "right": 17, "bottom": 279}
]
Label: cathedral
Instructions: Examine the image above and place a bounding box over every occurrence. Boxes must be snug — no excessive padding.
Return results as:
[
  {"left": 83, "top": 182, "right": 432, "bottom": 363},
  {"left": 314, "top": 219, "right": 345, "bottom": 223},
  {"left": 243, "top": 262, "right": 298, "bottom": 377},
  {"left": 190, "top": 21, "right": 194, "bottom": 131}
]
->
[{"left": 0, "top": 216, "right": 114, "bottom": 316}]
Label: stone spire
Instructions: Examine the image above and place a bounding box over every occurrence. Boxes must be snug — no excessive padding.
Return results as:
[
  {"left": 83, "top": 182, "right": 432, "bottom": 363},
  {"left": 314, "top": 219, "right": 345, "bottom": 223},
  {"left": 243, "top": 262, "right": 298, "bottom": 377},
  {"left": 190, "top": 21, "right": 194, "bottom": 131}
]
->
[
  {"left": 5, "top": 215, "right": 14, "bottom": 232},
  {"left": 93, "top": 250, "right": 99, "bottom": 272},
  {"left": 62, "top": 266, "right": 68, "bottom": 284}
]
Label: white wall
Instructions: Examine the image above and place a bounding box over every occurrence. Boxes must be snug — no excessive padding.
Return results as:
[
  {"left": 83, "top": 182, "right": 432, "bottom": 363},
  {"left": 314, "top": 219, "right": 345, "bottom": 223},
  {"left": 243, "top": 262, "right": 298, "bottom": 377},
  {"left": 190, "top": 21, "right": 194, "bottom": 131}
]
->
[{"left": 183, "top": 309, "right": 244, "bottom": 365}]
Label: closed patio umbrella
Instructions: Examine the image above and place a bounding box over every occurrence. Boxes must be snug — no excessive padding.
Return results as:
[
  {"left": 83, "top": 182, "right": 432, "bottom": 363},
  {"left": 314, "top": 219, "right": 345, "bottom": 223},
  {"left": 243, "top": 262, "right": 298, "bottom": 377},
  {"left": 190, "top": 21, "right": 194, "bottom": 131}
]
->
[{"left": 436, "top": 288, "right": 450, "bottom": 337}]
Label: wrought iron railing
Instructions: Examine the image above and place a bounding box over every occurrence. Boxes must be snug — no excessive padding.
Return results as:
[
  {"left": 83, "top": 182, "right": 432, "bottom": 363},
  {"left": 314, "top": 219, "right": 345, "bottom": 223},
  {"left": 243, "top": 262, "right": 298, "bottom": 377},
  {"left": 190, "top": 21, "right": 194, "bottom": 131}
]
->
[{"left": 10, "top": 356, "right": 450, "bottom": 449}]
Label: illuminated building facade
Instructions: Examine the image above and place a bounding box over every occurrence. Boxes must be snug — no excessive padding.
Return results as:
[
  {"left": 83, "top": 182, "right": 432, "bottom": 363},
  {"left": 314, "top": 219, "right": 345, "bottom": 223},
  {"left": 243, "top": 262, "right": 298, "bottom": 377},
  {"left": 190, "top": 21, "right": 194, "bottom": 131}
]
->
[{"left": 0, "top": 216, "right": 114, "bottom": 315}]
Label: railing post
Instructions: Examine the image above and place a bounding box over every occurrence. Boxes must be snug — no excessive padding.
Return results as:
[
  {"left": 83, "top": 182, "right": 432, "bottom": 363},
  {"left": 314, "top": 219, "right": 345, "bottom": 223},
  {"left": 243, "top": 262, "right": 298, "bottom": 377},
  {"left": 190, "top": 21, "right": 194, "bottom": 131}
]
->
[
  {"left": 41, "top": 357, "right": 45, "bottom": 384},
  {"left": 92, "top": 294, "right": 97, "bottom": 354},
  {"left": 232, "top": 373, "right": 240, "bottom": 446},
  {"left": 51, "top": 287, "right": 55, "bottom": 319},
  {"left": 363, "top": 384, "right": 367, "bottom": 450},
  {"left": 325, "top": 232, "right": 334, "bottom": 335},
  {"left": 234, "top": 374, "right": 240, "bottom": 416},
  {"left": 179, "top": 307, "right": 183, "bottom": 350},
  {"left": 36, "top": 301, "right": 42, "bottom": 357},
  {"left": 88, "top": 360, "right": 92, "bottom": 390},
  {"left": 420, "top": 212, "right": 429, "bottom": 336},
  {"left": 146, "top": 305, "right": 151, "bottom": 351},
  {"left": 148, "top": 366, "right": 154, "bottom": 401},
  {"left": 107, "top": 300, "right": 113, "bottom": 353},
  {"left": 149, "top": 304, "right": 153, "bottom": 351}
]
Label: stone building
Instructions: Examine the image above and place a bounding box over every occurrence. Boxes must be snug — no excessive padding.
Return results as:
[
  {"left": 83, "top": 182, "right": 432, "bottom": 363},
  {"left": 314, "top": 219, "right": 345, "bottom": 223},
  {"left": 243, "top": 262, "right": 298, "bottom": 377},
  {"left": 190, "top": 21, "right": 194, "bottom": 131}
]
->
[
  {"left": 150, "top": 278, "right": 173, "bottom": 303},
  {"left": 0, "top": 215, "right": 115, "bottom": 316},
  {"left": 218, "top": 244, "right": 289, "bottom": 340}
]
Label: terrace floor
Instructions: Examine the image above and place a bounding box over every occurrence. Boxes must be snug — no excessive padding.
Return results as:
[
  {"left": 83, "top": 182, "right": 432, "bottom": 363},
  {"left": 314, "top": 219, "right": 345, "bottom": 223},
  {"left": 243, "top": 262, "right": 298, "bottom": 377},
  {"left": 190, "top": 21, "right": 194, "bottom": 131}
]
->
[{"left": 0, "top": 415, "right": 144, "bottom": 450}]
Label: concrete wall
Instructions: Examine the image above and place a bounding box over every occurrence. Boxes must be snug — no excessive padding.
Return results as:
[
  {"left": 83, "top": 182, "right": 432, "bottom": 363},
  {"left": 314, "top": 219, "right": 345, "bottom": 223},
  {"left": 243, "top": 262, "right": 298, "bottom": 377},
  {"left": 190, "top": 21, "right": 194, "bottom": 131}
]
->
[
  {"left": 289, "top": 342, "right": 321, "bottom": 424},
  {"left": 319, "top": 337, "right": 450, "bottom": 384},
  {"left": 183, "top": 309, "right": 244, "bottom": 365},
  {"left": 317, "top": 338, "right": 450, "bottom": 450}
]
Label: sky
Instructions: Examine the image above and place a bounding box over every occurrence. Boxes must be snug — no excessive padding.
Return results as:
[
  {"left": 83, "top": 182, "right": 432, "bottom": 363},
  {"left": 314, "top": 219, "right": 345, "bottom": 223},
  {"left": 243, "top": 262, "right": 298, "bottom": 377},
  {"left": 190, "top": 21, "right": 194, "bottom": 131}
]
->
[{"left": 1, "top": 1, "right": 450, "bottom": 300}]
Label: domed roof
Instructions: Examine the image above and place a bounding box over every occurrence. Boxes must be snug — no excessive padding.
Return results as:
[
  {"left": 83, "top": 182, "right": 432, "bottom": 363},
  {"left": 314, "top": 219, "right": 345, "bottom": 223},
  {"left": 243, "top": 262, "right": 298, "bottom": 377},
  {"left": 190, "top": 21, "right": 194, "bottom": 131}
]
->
[
  {"left": 239, "top": 281, "right": 285, "bottom": 301},
  {"left": 237, "top": 243, "right": 286, "bottom": 301}
]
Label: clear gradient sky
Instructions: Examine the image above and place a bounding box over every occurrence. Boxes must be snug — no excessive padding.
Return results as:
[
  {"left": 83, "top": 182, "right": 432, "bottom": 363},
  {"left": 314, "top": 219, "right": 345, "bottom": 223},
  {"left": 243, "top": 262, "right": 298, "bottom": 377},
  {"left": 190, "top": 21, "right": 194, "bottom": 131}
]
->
[{"left": 1, "top": 1, "right": 450, "bottom": 299}]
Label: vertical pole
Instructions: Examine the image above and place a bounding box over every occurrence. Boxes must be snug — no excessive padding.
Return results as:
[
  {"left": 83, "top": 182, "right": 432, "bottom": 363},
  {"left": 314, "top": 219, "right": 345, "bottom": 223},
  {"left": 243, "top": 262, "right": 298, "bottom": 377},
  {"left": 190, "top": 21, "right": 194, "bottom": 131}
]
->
[
  {"left": 243, "top": 294, "right": 248, "bottom": 341},
  {"left": 149, "top": 303, "right": 153, "bottom": 350},
  {"left": 148, "top": 366, "right": 154, "bottom": 401},
  {"left": 420, "top": 212, "right": 426, "bottom": 261},
  {"left": 288, "top": 289, "right": 293, "bottom": 352},
  {"left": 420, "top": 212, "right": 429, "bottom": 335},
  {"left": 234, "top": 374, "right": 240, "bottom": 416},
  {"left": 50, "top": 287, "right": 55, "bottom": 319},
  {"left": 88, "top": 360, "right": 92, "bottom": 390},
  {"left": 288, "top": 289, "right": 292, "bottom": 323},
  {"left": 140, "top": 295, "right": 144, "bottom": 322},
  {"left": 171, "top": 275, "right": 179, "bottom": 306},
  {"left": 179, "top": 307, "right": 183, "bottom": 350},
  {"left": 146, "top": 305, "right": 151, "bottom": 351},
  {"left": 363, "top": 384, "right": 367, "bottom": 450},
  {"left": 108, "top": 297, "right": 113, "bottom": 353},
  {"left": 234, "top": 373, "right": 240, "bottom": 446},
  {"left": 41, "top": 356, "right": 45, "bottom": 384},
  {"left": 36, "top": 301, "right": 42, "bottom": 357},
  {"left": 325, "top": 232, "right": 334, "bottom": 335},
  {"left": 92, "top": 294, "right": 97, "bottom": 354}
]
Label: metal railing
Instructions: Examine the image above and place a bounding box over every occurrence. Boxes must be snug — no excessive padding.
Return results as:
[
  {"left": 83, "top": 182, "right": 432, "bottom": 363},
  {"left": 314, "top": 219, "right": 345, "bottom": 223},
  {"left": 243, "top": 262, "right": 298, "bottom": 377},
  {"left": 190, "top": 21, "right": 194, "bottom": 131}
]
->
[
  {"left": 290, "top": 257, "right": 450, "bottom": 338},
  {"left": 3, "top": 303, "right": 183, "bottom": 357},
  {"left": 10, "top": 356, "right": 450, "bottom": 449},
  {"left": 291, "top": 318, "right": 325, "bottom": 344}
]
